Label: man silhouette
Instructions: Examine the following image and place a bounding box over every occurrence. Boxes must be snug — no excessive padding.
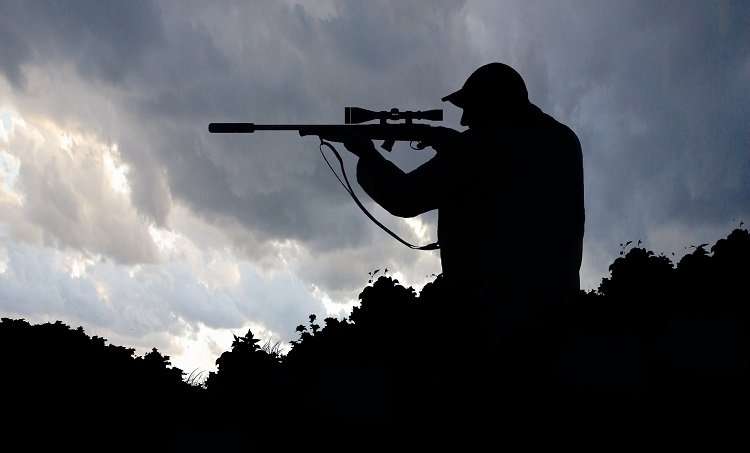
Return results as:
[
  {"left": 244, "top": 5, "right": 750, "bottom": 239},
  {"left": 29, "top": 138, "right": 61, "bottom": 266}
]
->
[{"left": 344, "top": 63, "right": 584, "bottom": 343}]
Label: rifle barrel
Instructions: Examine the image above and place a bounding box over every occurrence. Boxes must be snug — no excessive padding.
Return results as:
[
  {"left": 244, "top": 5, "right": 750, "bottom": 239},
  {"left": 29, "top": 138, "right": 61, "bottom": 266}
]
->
[
  {"left": 209, "top": 123, "right": 255, "bottom": 133},
  {"left": 209, "top": 123, "right": 337, "bottom": 133}
]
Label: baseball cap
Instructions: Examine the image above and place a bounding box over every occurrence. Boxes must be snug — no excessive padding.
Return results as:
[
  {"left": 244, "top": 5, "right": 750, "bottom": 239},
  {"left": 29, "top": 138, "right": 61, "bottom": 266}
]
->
[{"left": 442, "top": 62, "right": 528, "bottom": 108}]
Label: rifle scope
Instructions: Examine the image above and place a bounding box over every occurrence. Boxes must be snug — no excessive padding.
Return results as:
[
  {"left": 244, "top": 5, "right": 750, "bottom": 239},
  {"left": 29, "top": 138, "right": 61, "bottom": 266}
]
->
[{"left": 345, "top": 107, "right": 442, "bottom": 124}]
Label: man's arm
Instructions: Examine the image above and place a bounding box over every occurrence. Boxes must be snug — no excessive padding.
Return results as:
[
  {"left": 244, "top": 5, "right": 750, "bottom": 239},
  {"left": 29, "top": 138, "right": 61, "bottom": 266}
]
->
[{"left": 347, "top": 139, "right": 442, "bottom": 218}]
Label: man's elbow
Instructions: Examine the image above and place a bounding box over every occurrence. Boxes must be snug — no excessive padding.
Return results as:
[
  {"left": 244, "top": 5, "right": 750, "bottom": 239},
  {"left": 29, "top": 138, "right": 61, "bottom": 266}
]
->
[{"left": 383, "top": 203, "right": 431, "bottom": 218}]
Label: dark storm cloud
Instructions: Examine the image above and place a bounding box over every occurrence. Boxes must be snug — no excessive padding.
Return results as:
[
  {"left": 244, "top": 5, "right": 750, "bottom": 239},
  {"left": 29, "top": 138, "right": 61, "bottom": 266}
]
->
[
  {"left": 1, "top": 0, "right": 474, "bottom": 274},
  {"left": 0, "top": 0, "right": 164, "bottom": 87},
  {"left": 573, "top": 1, "right": 750, "bottom": 246},
  {"left": 119, "top": 0, "right": 475, "bottom": 254},
  {"left": 2, "top": 0, "right": 748, "bottom": 293}
]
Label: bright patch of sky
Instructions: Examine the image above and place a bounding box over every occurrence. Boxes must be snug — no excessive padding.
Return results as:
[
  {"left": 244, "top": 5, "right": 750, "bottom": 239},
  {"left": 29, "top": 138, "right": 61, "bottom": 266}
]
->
[{"left": 0, "top": 107, "right": 333, "bottom": 372}]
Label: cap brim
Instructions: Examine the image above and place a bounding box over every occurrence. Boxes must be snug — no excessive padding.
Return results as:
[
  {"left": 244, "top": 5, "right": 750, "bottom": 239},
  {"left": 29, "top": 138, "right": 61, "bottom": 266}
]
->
[{"left": 441, "top": 89, "right": 466, "bottom": 107}]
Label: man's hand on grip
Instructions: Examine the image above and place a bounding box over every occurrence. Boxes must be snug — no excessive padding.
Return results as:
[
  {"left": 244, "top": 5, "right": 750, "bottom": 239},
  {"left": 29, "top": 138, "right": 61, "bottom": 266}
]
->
[{"left": 418, "top": 126, "right": 462, "bottom": 153}]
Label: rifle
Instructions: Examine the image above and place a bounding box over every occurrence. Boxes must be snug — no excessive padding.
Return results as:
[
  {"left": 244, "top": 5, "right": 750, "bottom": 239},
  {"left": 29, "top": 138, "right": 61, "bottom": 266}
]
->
[
  {"left": 208, "top": 107, "right": 447, "bottom": 250},
  {"left": 209, "top": 107, "right": 444, "bottom": 152}
]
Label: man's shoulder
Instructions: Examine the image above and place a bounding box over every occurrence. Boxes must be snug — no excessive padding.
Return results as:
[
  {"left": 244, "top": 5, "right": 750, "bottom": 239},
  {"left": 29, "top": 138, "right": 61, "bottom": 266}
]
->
[{"left": 535, "top": 108, "right": 581, "bottom": 150}]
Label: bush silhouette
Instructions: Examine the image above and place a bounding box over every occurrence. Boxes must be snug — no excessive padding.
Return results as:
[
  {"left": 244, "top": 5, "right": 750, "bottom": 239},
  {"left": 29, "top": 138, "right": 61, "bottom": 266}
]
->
[{"left": 1, "top": 227, "right": 748, "bottom": 436}]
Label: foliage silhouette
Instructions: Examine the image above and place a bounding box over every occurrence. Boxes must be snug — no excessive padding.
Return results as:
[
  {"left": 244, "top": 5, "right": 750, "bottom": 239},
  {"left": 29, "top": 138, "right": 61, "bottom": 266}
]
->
[{"left": 1, "top": 227, "right": 749, "bottom": 437}]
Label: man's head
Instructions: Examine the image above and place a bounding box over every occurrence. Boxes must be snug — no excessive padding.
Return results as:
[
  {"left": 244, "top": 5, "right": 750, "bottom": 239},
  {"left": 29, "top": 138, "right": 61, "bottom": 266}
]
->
[{"left": 442, "top": 63, "right": 530, "bottom": 128}]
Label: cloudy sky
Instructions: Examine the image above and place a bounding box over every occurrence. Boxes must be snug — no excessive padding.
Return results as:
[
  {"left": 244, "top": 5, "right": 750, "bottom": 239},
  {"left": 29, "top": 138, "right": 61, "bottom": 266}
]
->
[{"left": 1, "top": 0, "right": 748, "bottom": 373}]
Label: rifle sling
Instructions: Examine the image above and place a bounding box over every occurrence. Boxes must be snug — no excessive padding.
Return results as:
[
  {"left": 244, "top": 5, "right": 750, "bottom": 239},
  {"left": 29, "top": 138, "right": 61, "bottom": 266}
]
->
[{"left": 318, "top": 139, "right": 440, "bottom": 251}]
